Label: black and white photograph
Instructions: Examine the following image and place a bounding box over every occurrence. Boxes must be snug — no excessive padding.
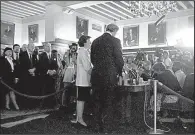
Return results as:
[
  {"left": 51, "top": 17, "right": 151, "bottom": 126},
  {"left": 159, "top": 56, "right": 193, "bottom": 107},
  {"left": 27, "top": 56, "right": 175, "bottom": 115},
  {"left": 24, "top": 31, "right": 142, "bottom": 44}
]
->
[
  {"left": 148, "top": 22, "right": 166, "bottom": 45},
  {"left": 0, "top": 1, "right": 194, "bottom": 134},
  {"left": 28, "top": 24, "right": 38, "bottom": 43},
  {"left": 1, "top": 21, "right": 15, "bottom": 45},
  {"left": 76, "top": 16, "right": 88, "bottom": 39},
  {"left": 123, "top": 25, "right": 139, "bottom": 47}
]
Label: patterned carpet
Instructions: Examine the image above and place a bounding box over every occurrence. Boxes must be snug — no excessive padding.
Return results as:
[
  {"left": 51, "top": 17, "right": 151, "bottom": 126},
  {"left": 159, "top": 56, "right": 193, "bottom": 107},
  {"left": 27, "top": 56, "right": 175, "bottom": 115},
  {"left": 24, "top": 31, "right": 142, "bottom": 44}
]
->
[{"left": 0, "top": 109, "right": 194, "bottom": 134}]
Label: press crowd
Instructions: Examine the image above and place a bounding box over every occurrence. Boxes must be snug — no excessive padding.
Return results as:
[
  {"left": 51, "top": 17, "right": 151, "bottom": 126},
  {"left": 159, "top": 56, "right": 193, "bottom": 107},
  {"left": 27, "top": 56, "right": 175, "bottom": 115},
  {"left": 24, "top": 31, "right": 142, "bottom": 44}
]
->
[{"left": 0, "top": 23, "right": 194, "bottom": 131}]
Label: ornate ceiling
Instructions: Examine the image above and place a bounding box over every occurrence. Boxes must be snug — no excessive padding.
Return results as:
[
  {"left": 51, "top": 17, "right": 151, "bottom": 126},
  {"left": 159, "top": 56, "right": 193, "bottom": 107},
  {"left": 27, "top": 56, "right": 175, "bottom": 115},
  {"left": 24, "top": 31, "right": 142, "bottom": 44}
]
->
[{"left": 1, "top": 1, "right": 194, "bottom": 22}]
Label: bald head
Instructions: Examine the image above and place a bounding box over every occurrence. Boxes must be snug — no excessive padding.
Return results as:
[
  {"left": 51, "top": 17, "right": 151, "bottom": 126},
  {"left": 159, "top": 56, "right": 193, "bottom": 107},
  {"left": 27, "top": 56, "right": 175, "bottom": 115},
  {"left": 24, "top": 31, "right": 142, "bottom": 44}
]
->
[
  {"left": 44, "top": 43, "right": 51, "bottom": 53},
  {"left": 22, "top": 44, "right": 28, "bottom": 52},
  {"left": 28, "top": 43, "right": 35, "bottom": 53}
]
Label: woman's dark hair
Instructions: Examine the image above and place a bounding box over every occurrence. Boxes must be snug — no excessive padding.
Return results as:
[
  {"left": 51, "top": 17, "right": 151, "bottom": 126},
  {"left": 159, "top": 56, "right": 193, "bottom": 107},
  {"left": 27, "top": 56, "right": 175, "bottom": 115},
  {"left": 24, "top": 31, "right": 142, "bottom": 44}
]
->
[
  {"left": 3, "top": 47, "right": 12, "bottom": 56},
  {"left": 78, "top": 35, "right": 91, "bottom": 47}
]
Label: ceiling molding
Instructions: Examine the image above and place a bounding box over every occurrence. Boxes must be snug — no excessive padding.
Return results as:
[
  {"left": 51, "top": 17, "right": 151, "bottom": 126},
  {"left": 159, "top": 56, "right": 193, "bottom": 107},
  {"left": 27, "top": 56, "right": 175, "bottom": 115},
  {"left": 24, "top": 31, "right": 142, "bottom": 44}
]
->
[
  {"left": 105, "top": 2, "right": 133, "bottom": 19},
  {"left": 85, "top": 7, "right": 115, "bottom": 21},
  {"left": 189, "top": 1, "right": 194, "bottom": 7},
  {"left": 22, "top": 14, "right": 45, "bottom": 24},
  {"left": 90, "top": 5, "right": 120, "bottom": 21},
  {"left": 1, "top": 13, "right": 23, "bottom": 23},
  {"left": 76, "top": 8, "right": 111, "bottom": 23},
  {"left": 5, "top": 1, "right": 45, "bottom": 13},
  {"left": 1, "top": 10, "right": 25, "bottom": 18},
  {"left": 68, "top": 1, "right": 109, "bottom": 9},
  {"left": 1, "top": 5, "right": 36, "bottom": 16},
  {"left": 19, "top": 1, "right": 46, "bottom": 11},
  {"left": 1, "top": 1, "right": 43, "bottom": 15},
  {"left": 99, "top": 4, "right": 128, "bottom": 19},
  {"left": 116, "top": 9, "right": 194, "bottom": 26},
  {"left": 1, "top": 9, "right": 29, "bottom": 17},
  {"left": 177, "top": 1, "right": 188, "bottom": 9},
  {"left": 109, "top": 1, "right": 134, "bottom": 18},
  {"left": 96, "top": 4, "right": 126, "bottom": 20}
]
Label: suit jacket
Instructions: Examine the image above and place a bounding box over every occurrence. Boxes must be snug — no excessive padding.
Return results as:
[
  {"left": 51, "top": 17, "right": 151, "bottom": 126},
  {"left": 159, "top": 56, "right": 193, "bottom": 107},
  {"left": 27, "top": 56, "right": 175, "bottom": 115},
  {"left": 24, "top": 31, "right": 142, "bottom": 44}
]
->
[
  {"left": 0, "top": 56, "right": 15, "bottom": 85},
  {"left": 37, "top": 52, "right": 58, "bottom": 76},
  {"left": 91, "top": 33, "right": 124, "bottom": 87},
  {"left": 12, "top": 53, "right": 22, "bottom": 78},
  {"left": 183, "top": 73, "right": 194, "bottom": 100},
  {"left": 19, "top": 51, "right": 38, "bottom": 76},
  {"left": 155, "top": 70, "right": 182, "bottom": 93}
]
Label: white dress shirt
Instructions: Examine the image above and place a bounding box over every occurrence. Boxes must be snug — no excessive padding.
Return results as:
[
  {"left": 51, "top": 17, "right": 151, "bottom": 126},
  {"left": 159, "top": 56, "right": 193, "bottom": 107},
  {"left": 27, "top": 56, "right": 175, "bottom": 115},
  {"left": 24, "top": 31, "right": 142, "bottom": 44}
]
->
[
  {"left": 76, "top": 47, "right": 92, "bottom": 87},
  {"left": 175, "top": 70, "right": 186, "bottom": 88},
  {"left": 5, "top": 56, "right": 14, "bottom": 72},
  {"left": 13, "top": 52, "right": 19, "bottom": 60}
]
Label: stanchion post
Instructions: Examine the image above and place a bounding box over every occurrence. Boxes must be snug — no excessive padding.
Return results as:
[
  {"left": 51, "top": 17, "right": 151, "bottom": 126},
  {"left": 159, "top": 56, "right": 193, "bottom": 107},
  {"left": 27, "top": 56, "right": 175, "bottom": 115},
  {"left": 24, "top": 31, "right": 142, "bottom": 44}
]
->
[{"left": 148, "top": 80, "right": 164, "bottom": 134}]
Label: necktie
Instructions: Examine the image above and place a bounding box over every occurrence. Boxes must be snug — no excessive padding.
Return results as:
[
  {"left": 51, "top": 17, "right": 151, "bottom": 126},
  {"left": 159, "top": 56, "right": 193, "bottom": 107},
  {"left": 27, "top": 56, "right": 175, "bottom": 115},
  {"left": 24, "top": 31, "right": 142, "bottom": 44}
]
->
[
  {"left": 30, "top": 54, "right": 32, "bottom": 60},
  {"left": 29, "top": 54, "right": 33, "bottom": 68},
  {"left": 16, "top": 53, "right": 19, "bottom": 61}
]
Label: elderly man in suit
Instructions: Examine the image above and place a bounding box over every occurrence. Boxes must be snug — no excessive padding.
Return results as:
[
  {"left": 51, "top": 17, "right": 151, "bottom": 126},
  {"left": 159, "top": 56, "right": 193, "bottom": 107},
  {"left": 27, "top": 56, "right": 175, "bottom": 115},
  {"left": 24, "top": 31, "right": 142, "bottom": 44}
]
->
[
  {"left": 19, "top": 43, "right": 38, "bottom": 109},
  {"left": 91, "top": 23, "right": 124, "bottom": 133},
  {"left": 37, "top": 43, "right": 58, "bottom": 109}
]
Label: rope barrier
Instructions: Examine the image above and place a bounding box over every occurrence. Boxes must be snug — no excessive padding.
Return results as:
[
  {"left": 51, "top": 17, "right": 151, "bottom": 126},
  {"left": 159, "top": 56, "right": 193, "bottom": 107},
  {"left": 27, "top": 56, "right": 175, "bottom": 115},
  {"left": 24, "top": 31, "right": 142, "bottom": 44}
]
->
[
  {"left": 157, "top": 82, "right": 194, "bottom": 104},
  {"left": 0, "top": 78, "right": 66, "bottom": 100}
]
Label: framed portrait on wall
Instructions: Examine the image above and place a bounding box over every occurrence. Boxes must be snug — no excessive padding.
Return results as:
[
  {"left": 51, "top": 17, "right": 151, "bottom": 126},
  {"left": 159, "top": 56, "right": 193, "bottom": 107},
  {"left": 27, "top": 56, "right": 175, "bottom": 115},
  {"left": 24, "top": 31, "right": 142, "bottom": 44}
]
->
[
  {"left": 148, "top": 22, "right": 166, "bottom": 45},
  {"left": 76, "top": 16, "right": 88, "bottom": 39},
  {"left": 92, "top": 24, "right": 102, "bottom": 32},
  {"left": 188, "top": 16, "right": 194, "bottom": 28},
  {"left": 123, "top": 25, "right": 139, "bottom": 47},
  {"left": 1, "top": 21, "right": 15, "bottom": 45},
  {"left": 28, "top": 24, "right": 38, "bottom": 43}
]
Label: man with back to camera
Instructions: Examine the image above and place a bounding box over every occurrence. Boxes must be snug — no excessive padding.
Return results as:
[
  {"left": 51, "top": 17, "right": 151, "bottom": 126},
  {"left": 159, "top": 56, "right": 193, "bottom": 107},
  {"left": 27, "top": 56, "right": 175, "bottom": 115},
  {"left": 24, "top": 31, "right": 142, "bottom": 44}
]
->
[{"left": 90, "top": 23, "right": 124, "bottom": 133}]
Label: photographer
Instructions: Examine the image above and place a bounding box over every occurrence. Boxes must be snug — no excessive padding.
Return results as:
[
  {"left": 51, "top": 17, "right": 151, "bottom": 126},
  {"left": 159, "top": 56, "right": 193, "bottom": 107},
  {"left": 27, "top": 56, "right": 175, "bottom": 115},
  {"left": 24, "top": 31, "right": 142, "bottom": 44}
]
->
[{"left": 62, "top": 43, "right": 78, "bottom": 108}]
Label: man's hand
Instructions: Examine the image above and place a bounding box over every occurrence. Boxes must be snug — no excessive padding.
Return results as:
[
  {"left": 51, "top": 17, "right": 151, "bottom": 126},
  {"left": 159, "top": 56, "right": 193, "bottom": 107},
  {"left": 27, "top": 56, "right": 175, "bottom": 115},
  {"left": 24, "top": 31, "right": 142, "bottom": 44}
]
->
[
  {"left": 47, "top": 70, "right": 56, "bottom": 76},
  {"left": 28, "top": 68, "right": 36, "bottom": 76}
]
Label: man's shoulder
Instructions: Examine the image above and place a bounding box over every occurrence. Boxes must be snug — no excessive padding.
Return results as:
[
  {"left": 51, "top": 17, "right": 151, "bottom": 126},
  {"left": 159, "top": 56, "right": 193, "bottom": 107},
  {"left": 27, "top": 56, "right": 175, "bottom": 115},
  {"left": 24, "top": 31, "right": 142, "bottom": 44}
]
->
[{"left": 40, "top": 51, "right": 46, "bottom": 56}]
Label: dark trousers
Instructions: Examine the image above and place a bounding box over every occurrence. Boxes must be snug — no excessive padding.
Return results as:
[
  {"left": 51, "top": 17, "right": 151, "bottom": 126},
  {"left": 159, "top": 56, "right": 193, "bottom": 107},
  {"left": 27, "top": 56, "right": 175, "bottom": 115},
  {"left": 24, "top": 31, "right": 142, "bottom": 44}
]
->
[
  {"left": 92, "top": 85, "right": 118, "bottom": 131},
  {"left": 40, "top": 75, "right": 56, "bottom": 109},
  {"left": 18, "top": 74, "right": 39, "bottom": 109}
]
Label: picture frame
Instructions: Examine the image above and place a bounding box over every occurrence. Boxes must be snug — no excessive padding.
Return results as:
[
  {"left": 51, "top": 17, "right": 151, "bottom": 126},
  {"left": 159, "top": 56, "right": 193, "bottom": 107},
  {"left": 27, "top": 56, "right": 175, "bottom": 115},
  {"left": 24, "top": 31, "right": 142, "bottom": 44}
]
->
[
  {"left": 28, "top": 24, "right": 38, "bottom": 43},
  {"left": 92, "top": 24, "right": 102, "bottom": 32},
  {"left": 123, "top": 25, "right": 139, "bottom": 47},
  {"left": 148, "top": 22, "right": 166, "bottom": 45},
  {"left": 76, "top": 16, "right": 88, "bottom": 39},
  {"left": 1, "top": 21, "right": 15, "bottom": 45}
]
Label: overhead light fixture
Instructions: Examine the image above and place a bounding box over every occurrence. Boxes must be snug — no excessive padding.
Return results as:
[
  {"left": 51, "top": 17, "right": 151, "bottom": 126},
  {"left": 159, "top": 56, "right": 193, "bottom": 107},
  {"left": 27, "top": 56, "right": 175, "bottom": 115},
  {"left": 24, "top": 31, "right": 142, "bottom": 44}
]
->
[
  {"left": 127, "top": 1, "right": 177, "bottom": 17},
  {"left": 63, "top": 7, "right": 75, "bottom": 14}
]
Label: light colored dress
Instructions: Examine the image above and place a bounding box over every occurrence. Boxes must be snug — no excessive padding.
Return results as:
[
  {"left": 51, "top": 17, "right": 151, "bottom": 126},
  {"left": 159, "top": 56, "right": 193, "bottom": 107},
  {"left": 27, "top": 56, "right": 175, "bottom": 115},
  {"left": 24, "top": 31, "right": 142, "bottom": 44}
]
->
[
  {"left": 76, "top": 47, "right": 92, "bottom": 87},
  {"left": 63, "top": 53, "right": 77, "bottom": 83}
]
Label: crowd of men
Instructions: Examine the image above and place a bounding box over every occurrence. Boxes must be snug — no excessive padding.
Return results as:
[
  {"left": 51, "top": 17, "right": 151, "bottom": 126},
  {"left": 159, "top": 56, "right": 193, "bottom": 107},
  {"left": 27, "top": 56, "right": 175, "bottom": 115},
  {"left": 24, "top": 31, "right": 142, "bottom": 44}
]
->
[{"left": 0, "top": 43, "right": 59, "bottom": 110}]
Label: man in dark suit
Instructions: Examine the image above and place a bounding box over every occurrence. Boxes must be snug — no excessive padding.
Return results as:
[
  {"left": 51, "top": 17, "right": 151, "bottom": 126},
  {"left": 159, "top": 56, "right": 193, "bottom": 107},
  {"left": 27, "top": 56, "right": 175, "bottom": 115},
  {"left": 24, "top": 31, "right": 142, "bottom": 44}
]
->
[
  {"left": 91, "top": 24, "right": 124, "bottom": 132},
  {"left": 12, "top": 44, "right": 21, "bottom": 79},
  {"left": 37, "top": 43, "right": 58, "bottom": 109},
  {"left": 19, "top": 43, "right": 38, "bottom": 109}
]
